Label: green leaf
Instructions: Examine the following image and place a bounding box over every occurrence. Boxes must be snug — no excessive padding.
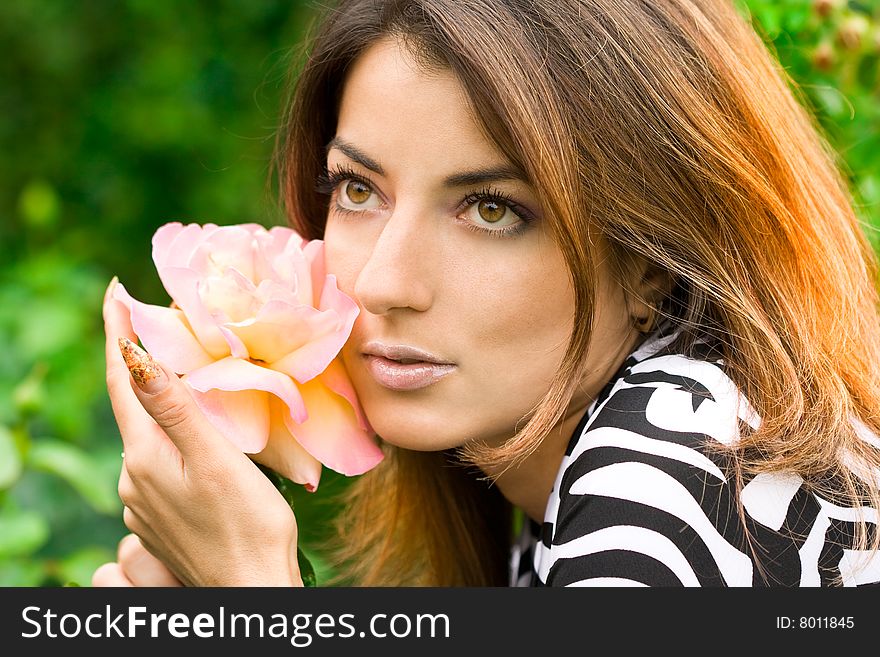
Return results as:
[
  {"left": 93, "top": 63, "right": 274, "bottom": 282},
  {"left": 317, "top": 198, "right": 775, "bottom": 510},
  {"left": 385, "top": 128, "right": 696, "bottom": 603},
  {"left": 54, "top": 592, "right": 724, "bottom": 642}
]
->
[
  {"left": 298, "top": 546, "right": 317, "bottom": 588},
  {"left": 14, "top": 300, "right": 85, "bottom": 359},
  {"left": 781, "top": 4, "right": 809, "bottom": 35},
  {"left": 12, "top": 361, "right": 48, "bottom": 416},
  {"left": 0, "top": 558, "right": 47, "bottom": 586},
  {"left": 28, "top": 440, "right": 121, "bottom": 515},
  {"left": 856, "top": 54, "right": 878, "bottom": 89},
  {"left": 0, "top": 506, "right": 50, "bottom": 558},
  {"left": 0, "top": 424, "right": 22, "bottom": 489},
  {"left": 56, "top": 545, "right": 115, "bottom": 588},
  {"left": 811, "top": 84, "right": 855, "bottom": 121},
  {"left": 858, "top": 174, "right": 880, "bottom": 206},
  {"left": 303, "top": 549, "right": 338, "bottom": 587},
  {"left": 257, "top": 463, "right": 299, "bottom": 509},
  {"left": 17, "top": 179, "right": 60, "bottom": 230}
]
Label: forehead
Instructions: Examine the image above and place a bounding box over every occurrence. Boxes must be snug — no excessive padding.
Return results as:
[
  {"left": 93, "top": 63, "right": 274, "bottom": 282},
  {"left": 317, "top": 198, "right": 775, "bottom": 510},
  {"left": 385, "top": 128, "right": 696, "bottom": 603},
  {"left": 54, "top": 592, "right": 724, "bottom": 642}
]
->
[{"left": 333, "top": 37, "right": 508, "bottom": 170}]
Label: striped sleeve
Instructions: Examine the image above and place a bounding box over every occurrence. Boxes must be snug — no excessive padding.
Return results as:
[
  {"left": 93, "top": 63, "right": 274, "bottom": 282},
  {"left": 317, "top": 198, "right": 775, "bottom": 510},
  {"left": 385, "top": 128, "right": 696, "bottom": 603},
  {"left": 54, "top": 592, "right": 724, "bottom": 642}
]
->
[
  {"left": 513, "top": 319, "right": 880, "bottom": 587},
  {"left": 525, "top": 352, "right": 880, "bottom": 587},
  {"left": 544, "top": 381, "right": 752, "bottom": 587}
]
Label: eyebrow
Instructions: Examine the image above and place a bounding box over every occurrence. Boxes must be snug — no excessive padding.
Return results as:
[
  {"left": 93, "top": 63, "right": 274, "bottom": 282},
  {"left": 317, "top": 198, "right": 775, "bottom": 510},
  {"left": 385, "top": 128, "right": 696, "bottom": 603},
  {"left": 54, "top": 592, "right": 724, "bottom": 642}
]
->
[
  {"left": 326, "top": 137, "right": 385, "bottom": 176},
  {"left": 325, "top": 136, "right": 528, "bottom": 188}
]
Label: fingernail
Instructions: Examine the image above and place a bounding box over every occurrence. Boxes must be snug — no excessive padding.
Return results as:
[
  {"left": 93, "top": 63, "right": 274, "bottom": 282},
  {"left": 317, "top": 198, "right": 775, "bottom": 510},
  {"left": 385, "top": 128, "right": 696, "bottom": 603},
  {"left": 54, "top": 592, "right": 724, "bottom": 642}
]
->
[
  {"left": 118, "top": 337, "right": 167, "bottom": 394},
  {"left": 104, "top": 276, "right": 119, "bottom": 306}
]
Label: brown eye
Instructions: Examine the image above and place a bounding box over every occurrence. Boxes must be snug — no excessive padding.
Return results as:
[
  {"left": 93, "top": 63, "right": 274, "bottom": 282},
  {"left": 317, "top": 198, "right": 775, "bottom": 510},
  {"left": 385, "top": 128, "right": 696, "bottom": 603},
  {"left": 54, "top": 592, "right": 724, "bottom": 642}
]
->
[
  {"left": 477, "top": 199, "right": 507, "bottom": 223},
  {"left": 344, "top": 180, "right": 373, "bottom": 204}
]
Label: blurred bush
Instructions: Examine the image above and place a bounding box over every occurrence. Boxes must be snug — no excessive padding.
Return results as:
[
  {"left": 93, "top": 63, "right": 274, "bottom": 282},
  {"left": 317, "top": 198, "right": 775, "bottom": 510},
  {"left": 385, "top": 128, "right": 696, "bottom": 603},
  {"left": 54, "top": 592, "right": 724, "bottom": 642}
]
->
[
  {"left": 742, "top": 0, "right": 880, "bottom": 243},
  {"left": 0, "top": 0, "right": 341, "bottom": 586},
  {"left": 0, "top": 0, "right": 877, "bottom": 586}
]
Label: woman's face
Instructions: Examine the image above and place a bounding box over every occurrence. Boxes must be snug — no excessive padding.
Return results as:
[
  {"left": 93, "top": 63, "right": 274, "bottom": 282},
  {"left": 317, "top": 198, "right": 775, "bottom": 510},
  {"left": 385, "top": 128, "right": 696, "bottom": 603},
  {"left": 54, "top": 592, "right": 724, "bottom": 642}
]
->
[{"left": 324, "top": 38, "right": 638, "bottom": 452}]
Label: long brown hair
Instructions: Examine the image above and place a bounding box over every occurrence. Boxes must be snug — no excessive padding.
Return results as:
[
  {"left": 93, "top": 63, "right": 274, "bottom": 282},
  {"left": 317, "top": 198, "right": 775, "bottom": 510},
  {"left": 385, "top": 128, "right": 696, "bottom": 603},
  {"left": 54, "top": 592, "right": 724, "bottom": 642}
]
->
[{"left": 273, "top": 0, "right": 880, "bottom": 586}]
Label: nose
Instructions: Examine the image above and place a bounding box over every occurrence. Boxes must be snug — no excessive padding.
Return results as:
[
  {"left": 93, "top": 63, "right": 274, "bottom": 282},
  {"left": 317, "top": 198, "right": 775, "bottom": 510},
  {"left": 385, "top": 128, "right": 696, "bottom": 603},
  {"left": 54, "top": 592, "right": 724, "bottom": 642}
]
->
[{"left": 353, "top": 205, "right": 434, "bottom": 315}]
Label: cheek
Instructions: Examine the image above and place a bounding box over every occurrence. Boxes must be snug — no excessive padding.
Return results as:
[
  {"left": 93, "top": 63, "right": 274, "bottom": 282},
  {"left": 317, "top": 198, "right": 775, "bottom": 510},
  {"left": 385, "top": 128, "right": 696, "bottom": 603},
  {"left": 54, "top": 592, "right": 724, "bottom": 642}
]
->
[
  {"left": 435, "top": 252, "right": 574, "bottom": 437},
  {"left": 465, "top": 257, "right": 574, "bottom": 382},
  {"left": 325, "top": 222, "right": 576, "bottom": 450}
]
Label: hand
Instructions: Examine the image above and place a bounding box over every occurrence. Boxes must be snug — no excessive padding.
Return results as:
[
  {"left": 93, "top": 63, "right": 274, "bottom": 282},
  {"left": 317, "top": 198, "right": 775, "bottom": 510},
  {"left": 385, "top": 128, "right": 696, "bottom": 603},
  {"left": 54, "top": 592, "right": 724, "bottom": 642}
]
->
[
  {"left": 100, "top": 278, "right": 304, "bottom": 587},
  {"left": 92, "top": 534, "right": 183, "bottom": 587}
]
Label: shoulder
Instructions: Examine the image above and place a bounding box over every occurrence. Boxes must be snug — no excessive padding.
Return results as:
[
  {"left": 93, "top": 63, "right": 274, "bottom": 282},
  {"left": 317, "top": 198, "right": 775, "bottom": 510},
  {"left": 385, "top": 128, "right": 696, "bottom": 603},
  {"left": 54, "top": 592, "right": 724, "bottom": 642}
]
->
[
  {"left": 578, "top": 350, "right": 757, "bottom": 454},
  {"left": 565, "top": 321, "right": 759, "bottom": 481},
  {"left": 544, "top": 340, "right": 757, "bottom": 585},
  {"left": 529, "top": 321, "right": 880, "bottom": 586}
]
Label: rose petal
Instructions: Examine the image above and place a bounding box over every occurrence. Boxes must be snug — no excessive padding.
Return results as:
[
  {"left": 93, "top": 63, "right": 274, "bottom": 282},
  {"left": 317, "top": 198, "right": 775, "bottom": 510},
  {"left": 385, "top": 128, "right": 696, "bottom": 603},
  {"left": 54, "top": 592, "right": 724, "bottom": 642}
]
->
[
  {"left": 199, "top": 268, "right": 258, "bottom": 323},
  {"left": 186, "top": 357, "right": 308, "bottom": 424},
  {"left": 156, "top": 266, "right": 229, "bottom": 358},
  {"left": 303, "top": 239, "right": 326, "bottom": 309},
  {"left": 250, "top": 396, "right": 323, "bottom": 491},
  {"left": 113, "top": 282, "right": 214, "bottom": 373},
  {"left": 217, "top": 324, "right": 250, "bottom": 359},
  {"left": 284, "top": 372, "right": 383, "bottom": 476},
  {"left": 318, "top": 273, "right": 357, "bottom": 318},
  {"left": 185, "top": 385, "right": 270, "bottom": 453},
  {"left": 190, "top": 225, "right": 258, "bottom": 281},
  {"left": 253, "top": 279, "right": 299, "bottom": 308},
  {"left": 274, "top": 236, "right": 314, "bottom": 305},
  {"left": 153, "top": 222, "right": 219, "bottom": 271},
  {"left": 265, "top": 226, "right": 302, "bottom": 260},
  {"left": 151, "top": 222, "right": 186, "bottom": 270},
  {"left": 268, "top": 334, "right": 341, "bottom": 384},
  {"left": 225, "top": 299, "right": 339, "bottom": 365},
  {"left": 319, "top": 357, "right": 373, "bottom": 433},
  {"left": 254, "top": 227, "right": 298, "bottom": 282},
  {"left": 268, "top": 275, "right": 358, "bottom": 383}
]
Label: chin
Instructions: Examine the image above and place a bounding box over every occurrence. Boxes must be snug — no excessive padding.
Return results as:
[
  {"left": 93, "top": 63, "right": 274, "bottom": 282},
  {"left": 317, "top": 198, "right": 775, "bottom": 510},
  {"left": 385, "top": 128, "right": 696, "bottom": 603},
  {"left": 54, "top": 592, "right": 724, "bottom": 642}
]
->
[
  {"left": 362, "top": 402, "right": 465, "bottom": 452},
  {"left": 379, "top": 434, "right": 464, "bottom": 452}
]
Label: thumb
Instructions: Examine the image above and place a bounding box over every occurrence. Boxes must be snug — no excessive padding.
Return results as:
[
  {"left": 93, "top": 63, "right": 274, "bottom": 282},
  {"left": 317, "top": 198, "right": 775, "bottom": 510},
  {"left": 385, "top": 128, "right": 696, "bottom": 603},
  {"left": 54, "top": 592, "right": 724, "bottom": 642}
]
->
[{"left": 118, "top": 337, "right": 228, "bottom": 461}]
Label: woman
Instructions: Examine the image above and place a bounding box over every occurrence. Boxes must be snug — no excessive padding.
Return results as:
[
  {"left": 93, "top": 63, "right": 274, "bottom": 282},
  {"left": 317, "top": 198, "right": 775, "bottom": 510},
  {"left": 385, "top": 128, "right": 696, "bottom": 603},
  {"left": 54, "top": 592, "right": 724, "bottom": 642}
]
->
[{"left": 94, "top": 0, "right": 880, "bottom": 587}]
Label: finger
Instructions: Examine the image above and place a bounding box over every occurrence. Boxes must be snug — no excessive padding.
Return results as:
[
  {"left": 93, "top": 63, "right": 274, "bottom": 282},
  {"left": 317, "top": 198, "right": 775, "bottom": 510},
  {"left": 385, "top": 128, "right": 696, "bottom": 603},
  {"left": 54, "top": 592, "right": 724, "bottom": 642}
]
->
[
  {"left": 122, "top": 505, "right": 140, "bottom": 535},
  {"left": 103, "top": 276, "right": 137, "bottom": 376},
  {"left": 118, "top": 534, "right": 183, "bottom": 587},
  {"left": 91, "top": 562, "right": 134, "bottom": 587},
  {"left": 117, "top": 461, "right": 135, "bottom": 509},
  {"left": 117, "top": 338, "right": 237, "bottom": 463},
  {"left": 104, "top": 282, "right": 158, "bottom": 453},
  {"left": 103, "top": 276, "right": 118, "bottom": 306}
]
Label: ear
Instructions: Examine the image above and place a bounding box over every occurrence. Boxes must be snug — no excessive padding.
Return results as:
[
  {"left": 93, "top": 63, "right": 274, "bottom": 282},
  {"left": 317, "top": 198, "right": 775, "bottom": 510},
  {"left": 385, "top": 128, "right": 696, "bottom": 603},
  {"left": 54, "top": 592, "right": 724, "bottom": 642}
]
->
[{"left": 626, "top": 257, "right": 675, "bottom": 329}]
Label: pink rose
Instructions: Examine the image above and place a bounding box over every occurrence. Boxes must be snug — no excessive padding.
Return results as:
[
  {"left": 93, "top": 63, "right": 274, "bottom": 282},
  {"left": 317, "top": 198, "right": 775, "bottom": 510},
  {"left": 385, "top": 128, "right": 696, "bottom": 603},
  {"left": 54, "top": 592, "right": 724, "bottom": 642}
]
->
[{"left": 111, "top": 221, "right": 383, "bottom": 491}]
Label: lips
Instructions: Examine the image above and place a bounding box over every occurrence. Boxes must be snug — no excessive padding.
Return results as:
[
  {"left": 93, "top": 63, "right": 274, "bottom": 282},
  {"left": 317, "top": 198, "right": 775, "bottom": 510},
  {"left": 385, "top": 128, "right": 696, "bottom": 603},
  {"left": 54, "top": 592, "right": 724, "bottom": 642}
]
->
[
  {"left": 359, "top": 341, "right": 456, "bottom": 390},
  {"left": 363, "top": 354, "right": 456, "bottom": 391},
  {"left": 361, "top": 341, "right": 453, "bottom": 365}
]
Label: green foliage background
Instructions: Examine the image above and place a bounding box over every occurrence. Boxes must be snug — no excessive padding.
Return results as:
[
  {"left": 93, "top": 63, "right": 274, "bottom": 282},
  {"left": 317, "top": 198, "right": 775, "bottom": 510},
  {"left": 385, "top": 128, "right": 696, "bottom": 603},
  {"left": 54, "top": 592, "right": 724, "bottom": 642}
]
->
[{"left": 0, "top": 0, "right": 878, "bottom": 586}]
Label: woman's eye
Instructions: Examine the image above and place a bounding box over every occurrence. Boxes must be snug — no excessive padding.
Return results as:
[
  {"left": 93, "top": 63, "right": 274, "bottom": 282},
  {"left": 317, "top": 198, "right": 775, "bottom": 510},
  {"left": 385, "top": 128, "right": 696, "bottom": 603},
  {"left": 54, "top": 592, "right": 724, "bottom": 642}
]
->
[
  {"left": 463, "top": 199, "right": 520, "bottom": 228},
  {"left": 338, "top": 180, "right": 381, "bottom": 210},
  {"left": 477, "top": 200, "right": 506, "bottom": 222}
]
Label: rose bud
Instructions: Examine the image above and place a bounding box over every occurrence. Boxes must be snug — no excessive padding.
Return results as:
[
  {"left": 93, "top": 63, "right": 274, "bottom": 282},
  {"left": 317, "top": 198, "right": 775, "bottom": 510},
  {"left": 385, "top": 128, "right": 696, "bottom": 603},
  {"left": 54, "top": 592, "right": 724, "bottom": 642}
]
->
[
  {"left": 837, "top": 15, "right": 870, "bottom": 52},
  {"left": 812, "top": 41, "right": 835, "bottom": 71},
  {"left": 813, "top": 0, "right": 842, "bottom": 20}
]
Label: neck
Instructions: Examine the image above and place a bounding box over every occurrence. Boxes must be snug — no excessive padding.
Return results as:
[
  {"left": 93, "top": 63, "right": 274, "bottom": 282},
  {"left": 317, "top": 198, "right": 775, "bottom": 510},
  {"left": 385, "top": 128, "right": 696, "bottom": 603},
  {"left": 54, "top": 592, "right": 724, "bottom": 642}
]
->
[
  {"left": 481, "top": 404, "right": 588, "bottom": 524},
  {"left": 482, "top": 327, "right": 646, "bottom": 523}
]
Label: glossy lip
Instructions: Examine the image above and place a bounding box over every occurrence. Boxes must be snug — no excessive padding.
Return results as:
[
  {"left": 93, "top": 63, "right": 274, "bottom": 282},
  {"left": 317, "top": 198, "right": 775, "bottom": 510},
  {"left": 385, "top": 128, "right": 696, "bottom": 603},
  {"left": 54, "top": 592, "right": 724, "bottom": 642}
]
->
[
  {"left": 365, "top": 355, "right": 456, "bottom": 390},
  {"left": 361, "top": 341, "right": 456, "bottom": 391},
  {"left": 361, "top": 341, "right": 453, "bottom": 365}
]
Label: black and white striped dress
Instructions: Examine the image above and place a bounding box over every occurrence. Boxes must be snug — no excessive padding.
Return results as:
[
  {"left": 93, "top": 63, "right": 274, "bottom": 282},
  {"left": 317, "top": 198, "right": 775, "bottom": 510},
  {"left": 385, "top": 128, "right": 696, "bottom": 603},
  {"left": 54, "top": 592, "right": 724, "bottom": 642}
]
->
[{"left": 509, "top": 319, "right": 880, "bottom": 587}]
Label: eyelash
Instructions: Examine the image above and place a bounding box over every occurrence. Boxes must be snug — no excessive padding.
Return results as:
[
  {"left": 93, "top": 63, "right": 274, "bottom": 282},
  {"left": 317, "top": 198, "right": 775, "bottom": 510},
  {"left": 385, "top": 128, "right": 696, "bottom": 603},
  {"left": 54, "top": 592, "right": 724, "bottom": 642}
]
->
[
  {"left": 315, "top": 163, "right": 361, "bottom": 198},
  {"left": 315, "top": 164, "right": 534, "bottom": 239}
]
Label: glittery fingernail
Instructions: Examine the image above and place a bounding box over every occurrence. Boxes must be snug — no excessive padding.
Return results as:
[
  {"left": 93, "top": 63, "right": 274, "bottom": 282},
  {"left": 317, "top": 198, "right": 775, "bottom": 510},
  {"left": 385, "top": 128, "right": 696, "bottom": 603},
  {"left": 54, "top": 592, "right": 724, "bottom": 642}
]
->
[{"left": 118, "top": 337, "right": 167, "bottom": 393}]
